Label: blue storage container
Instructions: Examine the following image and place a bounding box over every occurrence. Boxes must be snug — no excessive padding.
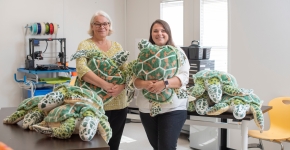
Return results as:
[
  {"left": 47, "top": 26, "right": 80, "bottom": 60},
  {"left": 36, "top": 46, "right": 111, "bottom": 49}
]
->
[{"left": 27, "top": 86, "right": 53, "bottom": 98}]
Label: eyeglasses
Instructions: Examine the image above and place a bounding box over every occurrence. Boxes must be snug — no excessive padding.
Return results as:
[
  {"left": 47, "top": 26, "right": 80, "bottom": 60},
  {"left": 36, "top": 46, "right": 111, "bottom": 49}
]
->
[{"left": 93, "top": 22, "right": 110, "bottom": 28}]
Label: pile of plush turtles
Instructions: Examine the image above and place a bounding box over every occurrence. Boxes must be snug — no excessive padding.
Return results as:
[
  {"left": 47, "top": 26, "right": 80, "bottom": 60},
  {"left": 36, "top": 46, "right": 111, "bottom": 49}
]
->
[
  {"left": 3, "top": 84, "right": 112, "bottom": 142},
  {"left": 187, "top": 70, "right": 264, "bottom": 130}
]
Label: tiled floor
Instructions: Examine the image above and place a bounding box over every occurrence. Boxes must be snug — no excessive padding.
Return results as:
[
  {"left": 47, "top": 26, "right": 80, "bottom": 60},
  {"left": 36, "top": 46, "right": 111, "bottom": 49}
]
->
[{"left": 119, "top": 120, "right": 192, "bottom": 150}]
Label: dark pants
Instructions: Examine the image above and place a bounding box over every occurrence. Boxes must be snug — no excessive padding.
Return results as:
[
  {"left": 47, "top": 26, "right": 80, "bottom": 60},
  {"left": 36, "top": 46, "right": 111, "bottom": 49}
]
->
[
  {"left": 105, "top": 107, "right": 128, "bottom": 150},
  {"left": 139, "top": 110, "right": 187, "bottom": 150}
]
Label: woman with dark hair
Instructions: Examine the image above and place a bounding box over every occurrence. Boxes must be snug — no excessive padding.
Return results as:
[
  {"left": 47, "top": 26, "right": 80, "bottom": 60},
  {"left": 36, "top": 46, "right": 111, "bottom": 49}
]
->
[{"left": 134, "top": 19, "right": 190, "bottom": 150}]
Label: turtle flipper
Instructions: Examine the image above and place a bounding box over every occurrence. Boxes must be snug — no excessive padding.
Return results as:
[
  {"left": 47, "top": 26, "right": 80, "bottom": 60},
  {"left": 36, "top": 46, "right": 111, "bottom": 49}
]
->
[
  {"left": 188, "top": 83, "right": 205, "bottom": 98},
  {"left": 195, "top": 98, "right": 209, "bottom": 115},
  {"left": 79, "top": 110, "right": 99, "bottom": 141},
  {"left": 23, "top": 108, "right": 44, "bottom": 130},
  {"left": 79, "top": 116, "right": 99, "bottom": 141},
  {"left": 150, "top": 101, "right": 161, "bottom": 117},
  {"left": 52, "top": 117, "right": 76, "bottom": 139},
  {"left": 207, "top": 84, "right": 222, "bottom": 103},
  {"left": 232, "top": 104, "right": 250, "bottom": 119},
  {"left": 33, "top": 124, "right": 53, "bottom": 136},
  {"left": 250, "top": 104, "right": 264, "bottom": 131},
  {"left": 207, "top": 102, "right": 229, "bottom": 115},
  {"left": 223, "top": 85, "right": 252, "bottom": 96},
  {"left": 34, "top": 118, "right": 76, "bottom": 139},
  {"left": 3, "top": 109, "right": 27, "bottom": 124},
  {"left": 98, "top": 116, "right": 112, "bottom": 143},
  {"left": 187, "top": 101, "right": 196, "bottom": 112}
]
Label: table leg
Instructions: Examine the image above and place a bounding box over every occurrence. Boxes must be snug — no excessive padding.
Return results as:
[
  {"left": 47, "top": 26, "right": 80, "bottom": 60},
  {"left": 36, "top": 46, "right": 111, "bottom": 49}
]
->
[
  {"left": 220, "top": 118, "right": 228, "bottom": 150},
  {"left": 241, "top": 120, "right": 248, "bottom": 150}
]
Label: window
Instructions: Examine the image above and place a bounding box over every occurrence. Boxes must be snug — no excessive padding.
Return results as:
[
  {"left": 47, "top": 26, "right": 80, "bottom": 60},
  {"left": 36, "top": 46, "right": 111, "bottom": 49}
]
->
[
  {"left": 160, "top": 0, "right": 183, "bottom": 47},
  {"left": 200, "top": 0, "right": 228, "bottom": 72}
]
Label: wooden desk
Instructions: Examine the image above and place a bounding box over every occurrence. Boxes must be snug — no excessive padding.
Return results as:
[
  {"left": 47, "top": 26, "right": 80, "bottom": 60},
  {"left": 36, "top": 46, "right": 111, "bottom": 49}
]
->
[
  {"left": 0, "top": 107, "right": 110, "bottom": 150},
  {"left": 127, "top": 106, "right": 272, "bottom": 150}
]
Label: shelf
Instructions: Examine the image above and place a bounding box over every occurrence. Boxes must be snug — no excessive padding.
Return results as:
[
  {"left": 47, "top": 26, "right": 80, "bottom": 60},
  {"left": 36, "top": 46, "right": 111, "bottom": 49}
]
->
[{"left": 17, "top": 67, "right": 76, "bottom": 74}]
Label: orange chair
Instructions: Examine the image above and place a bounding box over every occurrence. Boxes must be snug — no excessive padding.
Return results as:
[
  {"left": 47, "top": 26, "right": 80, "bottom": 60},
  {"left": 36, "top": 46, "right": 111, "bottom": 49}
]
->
[{"left": 248, "top": 97, "right": 290, "bottom": 150}]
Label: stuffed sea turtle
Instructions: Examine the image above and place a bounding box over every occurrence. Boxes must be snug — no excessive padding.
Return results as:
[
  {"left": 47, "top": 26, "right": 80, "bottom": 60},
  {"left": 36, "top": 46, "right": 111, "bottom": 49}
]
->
[
  {"left": 207, "top": 93, "right": 264, "bottom": 130},
  {"left": 3, "top": 96, "right": 45, "bottom": 130},
  {"left": 33, "top": 84, "right": 112, "bottom": 142},
  {"left": 70, "top": 49, "right": 129, "bottom": 104},
  {"left": 132, "top": 39, "right": 185, "bottom": 116},
  {"left": 187, "top": 88, "right": 215, "bottom": 115},
  {"left": 124, "top": 60, "right": 138, "bottom": 102},
  {"left": 191, "top": 70, "right": 252, "bottom": 103}
]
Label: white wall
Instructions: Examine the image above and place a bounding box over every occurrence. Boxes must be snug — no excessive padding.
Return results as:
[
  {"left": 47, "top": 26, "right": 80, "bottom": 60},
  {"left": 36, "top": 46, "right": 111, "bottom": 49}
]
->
[
  {"left": 183, "top": 0, "right": 200, "bottom": 46},
  {"left": 125, "top": 0, "right": 162, "bottom": 61},
  {"left": 228, "top": 0, "right": 290, "bottom": 149},
  {"left": 0, "top": 0, "right": 125, "bottom": 108}
]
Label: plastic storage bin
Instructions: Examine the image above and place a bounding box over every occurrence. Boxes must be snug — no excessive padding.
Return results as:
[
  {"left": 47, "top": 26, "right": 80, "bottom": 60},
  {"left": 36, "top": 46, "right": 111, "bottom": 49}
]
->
[
  {"left": 27, "top": 86, "right": 53, "bottom": 98},
  {"left": 181, "top": 40, "right": 212, "bottom": 60},
  {"left": 203, "top": 47, "right": 211, "bottom": 59}
]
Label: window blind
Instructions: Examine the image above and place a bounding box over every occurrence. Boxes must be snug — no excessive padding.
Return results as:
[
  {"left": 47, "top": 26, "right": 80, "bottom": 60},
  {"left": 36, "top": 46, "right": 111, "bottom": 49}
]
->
[
  {"left": 200, "top": 0, "right": 228, "bottom": 72},
  {"left": 160, "top": 1, "right": 184, "bottom": 46}
]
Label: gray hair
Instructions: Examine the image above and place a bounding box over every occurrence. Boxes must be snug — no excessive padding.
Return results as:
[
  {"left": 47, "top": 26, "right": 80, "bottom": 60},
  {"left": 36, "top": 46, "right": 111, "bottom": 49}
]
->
[{"left": 88, "top": 10, "right": 113, "bottom": 36}]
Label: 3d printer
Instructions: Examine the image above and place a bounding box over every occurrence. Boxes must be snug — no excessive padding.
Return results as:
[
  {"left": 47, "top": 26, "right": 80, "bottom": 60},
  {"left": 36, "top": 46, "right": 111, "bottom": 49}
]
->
[{"left": 25, "top": 38, "right": 68, "bottom": 70}]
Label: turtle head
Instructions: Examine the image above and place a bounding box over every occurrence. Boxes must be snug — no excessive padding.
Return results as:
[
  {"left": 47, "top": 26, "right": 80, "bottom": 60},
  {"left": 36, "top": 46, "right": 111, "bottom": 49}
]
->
[
  {"left": 111, "top": 50, "right": 130, "bottom": 66},
  {"left": 232, "top": 104, "right": 250, "bottom": 119},
  {"left": 138, "top": 39, "right": 154, "bottom": 51}
]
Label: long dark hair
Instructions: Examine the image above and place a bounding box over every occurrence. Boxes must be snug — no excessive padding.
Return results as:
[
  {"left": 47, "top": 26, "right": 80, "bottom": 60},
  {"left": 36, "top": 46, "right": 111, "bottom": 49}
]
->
[{"left": 149, "top": 19, "right": 175, "bottom": 47}]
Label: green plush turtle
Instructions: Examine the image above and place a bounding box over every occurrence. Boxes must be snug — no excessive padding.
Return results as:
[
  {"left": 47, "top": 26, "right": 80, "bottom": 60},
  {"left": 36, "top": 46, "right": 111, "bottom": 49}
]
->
[
  {"left": 133, "top": 39, "right": 185, "bottom": 116},
  {"left": 188, "top": 70, "right": 208, "bottom": 98},
  {"left": 124, "top": 60, "right": 138, "bottom": 102},
  {"left": 3, "top": 96, "right": 45, "bottom": 130},
  {"left": 70, "top": 49, "right": 129, "bottom": 104},
  {"left": 207, "top": 93, "right": 264, "bottom": 130},
  {"left": 33, "top": 84, "right": 112, "bottom": 142},
  {"left": 187, "top": 88, "right": 215, "bottom": 115},
  {"left": 191, "top": 70, "right": 252, "bottom": 103}
]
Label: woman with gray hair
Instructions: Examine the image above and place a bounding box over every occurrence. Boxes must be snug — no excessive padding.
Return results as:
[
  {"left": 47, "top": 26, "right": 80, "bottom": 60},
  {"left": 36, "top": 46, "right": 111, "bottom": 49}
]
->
[{"left": 75, "top": 10, "right": 128, "bottom": 150}]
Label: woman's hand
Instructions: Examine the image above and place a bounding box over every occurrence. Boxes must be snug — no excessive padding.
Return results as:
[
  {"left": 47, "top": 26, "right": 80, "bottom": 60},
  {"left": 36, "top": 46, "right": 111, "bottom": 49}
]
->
[
  {"left": 143, "top": 80, "right": 157, "bottom": 91},
  {"left": 134, "top": 78, "right": 156, "bottom": 90},
  {"left": 101, "top": 82, "right": 114, "bottom": 92},
  {"left": 148, "top": 80, "right": 166, "bottom": 94},
  {"left": 107, "top": 84, "right": 125, "bottom": 97}
]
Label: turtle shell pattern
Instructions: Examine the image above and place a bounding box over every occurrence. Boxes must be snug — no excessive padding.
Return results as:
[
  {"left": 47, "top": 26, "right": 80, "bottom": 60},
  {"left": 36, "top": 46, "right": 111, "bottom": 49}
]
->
[
  {"left": 53, "top": 84, "right": 105, "bottom": 112},
  {"left": 71, "top": 49, "right": 128, "bottom": 104},
  {"left": 18, "top": 96, "right": 45, "bottom": 111},
  {"left": 133, "top": 39, "right": 181, "bottom": 103}
]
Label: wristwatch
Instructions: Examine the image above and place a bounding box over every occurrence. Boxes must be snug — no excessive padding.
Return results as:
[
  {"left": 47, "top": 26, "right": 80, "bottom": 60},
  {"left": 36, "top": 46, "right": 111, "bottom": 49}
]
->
[{"left": 164, "top": 79, "right": 169, "bottom": 89}]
